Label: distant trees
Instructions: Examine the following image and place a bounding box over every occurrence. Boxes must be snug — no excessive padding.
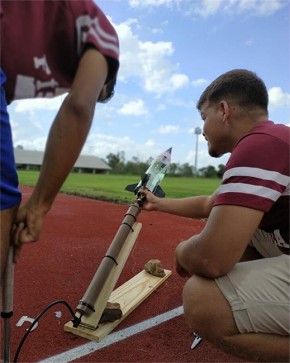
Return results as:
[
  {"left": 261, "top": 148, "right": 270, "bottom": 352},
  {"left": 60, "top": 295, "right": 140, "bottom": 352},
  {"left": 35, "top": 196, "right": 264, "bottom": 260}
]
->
[
  {"left": 105, "top": 152, "right": 224, "bottom": 179},
  {"left": 106, "top": 151, "right": 125, "bottom": 173}
]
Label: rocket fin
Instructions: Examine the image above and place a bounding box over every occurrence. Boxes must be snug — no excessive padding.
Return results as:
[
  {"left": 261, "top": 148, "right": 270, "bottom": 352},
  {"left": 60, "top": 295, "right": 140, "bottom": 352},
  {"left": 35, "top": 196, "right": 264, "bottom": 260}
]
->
[
  {"left": 125, "top": 183, "right": 166, "bottom": 197},
  {"left": 154, "top": 185, "right": 165, "bottom": 198},
  {"left": 125, "top": 183, "right": 138, "bottom": 193}
]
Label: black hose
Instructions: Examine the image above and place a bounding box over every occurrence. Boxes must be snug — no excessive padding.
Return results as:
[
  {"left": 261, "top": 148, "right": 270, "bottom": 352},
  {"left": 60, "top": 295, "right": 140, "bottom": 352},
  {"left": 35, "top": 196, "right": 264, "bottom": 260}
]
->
[{"left": 14, "top": 300, "right": 76, "bottom": 363}]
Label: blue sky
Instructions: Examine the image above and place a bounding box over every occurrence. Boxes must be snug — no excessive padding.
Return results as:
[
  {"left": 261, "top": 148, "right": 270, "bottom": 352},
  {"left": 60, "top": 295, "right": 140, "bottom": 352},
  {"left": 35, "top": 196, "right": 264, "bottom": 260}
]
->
[{"left": 8, "top": 0, "right": 290, "bottom": 169}]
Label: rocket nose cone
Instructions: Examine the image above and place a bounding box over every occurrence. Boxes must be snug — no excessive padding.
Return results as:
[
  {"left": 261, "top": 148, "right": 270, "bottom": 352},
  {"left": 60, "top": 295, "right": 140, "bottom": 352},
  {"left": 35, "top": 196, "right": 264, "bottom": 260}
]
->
[{"left": 166, "top": 147, "right": 172, "bottom": 155}]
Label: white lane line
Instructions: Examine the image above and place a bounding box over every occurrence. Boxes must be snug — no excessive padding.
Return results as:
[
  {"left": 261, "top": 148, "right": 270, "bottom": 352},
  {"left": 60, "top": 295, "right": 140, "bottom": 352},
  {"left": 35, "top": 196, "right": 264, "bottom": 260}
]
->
[{"left": 40, "top": 306, "right": 184, "bottom": 363}]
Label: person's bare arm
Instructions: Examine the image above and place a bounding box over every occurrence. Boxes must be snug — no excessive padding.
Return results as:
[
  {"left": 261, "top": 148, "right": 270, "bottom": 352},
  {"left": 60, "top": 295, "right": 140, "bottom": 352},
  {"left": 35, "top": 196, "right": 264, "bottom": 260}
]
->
[
  {"left": 175, "top": 204, "right": 264, "bottom": 278},
  {"left": 140, "top": 188, "right": 217, "bottom": 219},
  {"left": 14, "top": 48, "right": 108, "bottom": 245}
]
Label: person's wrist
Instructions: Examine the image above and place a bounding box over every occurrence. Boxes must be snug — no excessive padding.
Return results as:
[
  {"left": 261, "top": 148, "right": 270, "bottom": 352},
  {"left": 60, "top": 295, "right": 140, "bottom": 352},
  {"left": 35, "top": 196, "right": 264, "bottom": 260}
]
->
[
  {"left": 26, "top": 195, "right": 51, "bottom": 216},
  {"left": 155, "top": 198, "right": 164, "bottom": 212}
]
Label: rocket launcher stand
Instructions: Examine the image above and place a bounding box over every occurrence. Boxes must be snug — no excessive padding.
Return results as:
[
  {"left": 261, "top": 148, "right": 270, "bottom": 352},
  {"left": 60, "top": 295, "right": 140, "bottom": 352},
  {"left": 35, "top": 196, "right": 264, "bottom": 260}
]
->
[
  {"left": 64, "top": 201, "right": 171, "bottom": 342},
  {"left": 65, "top": 148, "right": 173, "bottom": 341}
]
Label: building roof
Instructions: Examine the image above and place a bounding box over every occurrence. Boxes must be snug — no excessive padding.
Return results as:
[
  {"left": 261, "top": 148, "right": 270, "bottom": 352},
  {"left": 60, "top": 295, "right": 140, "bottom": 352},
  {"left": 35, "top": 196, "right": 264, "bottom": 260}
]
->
[{"left": 14, "top": 148, "right": 111, "bottom": 171}]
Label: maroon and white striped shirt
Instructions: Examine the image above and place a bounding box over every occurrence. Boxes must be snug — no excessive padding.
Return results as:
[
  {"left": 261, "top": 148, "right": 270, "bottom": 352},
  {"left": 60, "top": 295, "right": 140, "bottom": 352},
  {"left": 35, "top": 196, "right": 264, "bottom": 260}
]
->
[
  {"left": 215, "top": 121, "right": 290, "bottom": 254},
  {"left": 0, "top": 0, "right": 119, "bottom": 103}
]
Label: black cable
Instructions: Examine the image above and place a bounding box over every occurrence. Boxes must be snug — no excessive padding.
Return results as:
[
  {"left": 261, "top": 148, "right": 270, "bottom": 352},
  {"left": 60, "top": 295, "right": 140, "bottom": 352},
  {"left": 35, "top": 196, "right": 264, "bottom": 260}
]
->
[{"left": 13, "top": 300, "right": 76, "bottom": 363}]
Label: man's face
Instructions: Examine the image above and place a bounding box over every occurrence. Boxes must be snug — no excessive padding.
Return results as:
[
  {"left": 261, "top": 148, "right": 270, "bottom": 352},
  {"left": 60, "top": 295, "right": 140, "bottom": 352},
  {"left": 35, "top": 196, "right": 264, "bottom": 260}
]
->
[{"left": 200, "top": 101, "right": 228, "bottom": 158}]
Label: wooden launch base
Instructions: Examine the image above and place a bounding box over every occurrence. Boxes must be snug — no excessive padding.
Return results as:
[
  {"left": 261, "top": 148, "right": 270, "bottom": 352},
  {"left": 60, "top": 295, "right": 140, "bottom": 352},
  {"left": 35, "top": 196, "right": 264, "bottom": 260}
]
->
[{"left": 64, "top": 268, "right": 171, "bottom": 342}]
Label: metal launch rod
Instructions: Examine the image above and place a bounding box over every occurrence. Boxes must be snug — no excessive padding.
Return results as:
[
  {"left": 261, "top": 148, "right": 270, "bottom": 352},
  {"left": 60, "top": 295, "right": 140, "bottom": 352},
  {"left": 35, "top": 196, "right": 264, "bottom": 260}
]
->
[
  {"left": 76, "top": 202, "right": 141, "bottom": 318},
  {"left": 1, "top": 246, "right": 14, "bottom": 363}
]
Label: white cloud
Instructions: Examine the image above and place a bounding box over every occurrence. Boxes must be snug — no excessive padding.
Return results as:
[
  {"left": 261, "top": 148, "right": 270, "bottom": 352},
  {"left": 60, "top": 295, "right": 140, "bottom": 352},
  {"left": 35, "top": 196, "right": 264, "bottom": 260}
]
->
[
  {"left": 114, "top": 19, "right": 142, "bottom": 80},
  {"left": 151, "top": 27, "right": 164, "bottom": 34},
  {"left": 12, "top": 119, "right": 48, "bottom": 150},
  {"left": 236, "top": 0, "right": 284, "bottom": 16},
  {"left": 155, "top": 124, "right": 180, "bottom": 134},
  {"left": 117, "top": 99, "right": 148, "bottom": 116},
  {"left": 84, "top": 133, "right": 157, "bottom": 161},
  {"left": 190, "top": 0, "right": 286, "bottom": 17},
  {"left": 144, "top": 71, "right": 189, "bottom": 95},
  {"left": 156, "top": 103, "right": 167, "bottom": 111},
  {"left": 268, "top": 87, "right": 290, "bottom": 108},
  {"left": 13, "top": 136, "right": 48, "bottom": 151},
  {"left": 192, "top": 78, "right": 208, "bottom": 87},
  {"left": 128, "top": 0, "right": 181, "bottom": 8},
  {"left": 127, "top": 0, "right": 287, "bottom": 19},
  {"left": 13, "top": 94, "right": 66, "bottom": 112},
  {"left": 193, "top": 0, "right": 224, "bottom": 17},
  {"left": 114, "top": 20, "right": 189, "bottom": 96},
  {"left": 171, "top": 74, "right": 189, "bottom": 89}
]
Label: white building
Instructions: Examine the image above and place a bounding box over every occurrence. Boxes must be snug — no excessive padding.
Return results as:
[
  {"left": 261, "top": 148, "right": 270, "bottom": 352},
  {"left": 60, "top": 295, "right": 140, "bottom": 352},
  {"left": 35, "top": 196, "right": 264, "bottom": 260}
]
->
[{"left": 14, "top": 147, "right": 111, "bottom": 174}]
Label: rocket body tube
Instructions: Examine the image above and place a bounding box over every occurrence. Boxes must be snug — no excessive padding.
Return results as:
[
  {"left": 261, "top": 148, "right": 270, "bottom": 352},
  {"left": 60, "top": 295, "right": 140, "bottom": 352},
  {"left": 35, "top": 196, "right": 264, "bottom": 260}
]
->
[
  {"left": 125, "top": 147, "right": 172, "bottom": 198},
  {"left": 76, "top": 203, "right": 141, "bottom": 316}
]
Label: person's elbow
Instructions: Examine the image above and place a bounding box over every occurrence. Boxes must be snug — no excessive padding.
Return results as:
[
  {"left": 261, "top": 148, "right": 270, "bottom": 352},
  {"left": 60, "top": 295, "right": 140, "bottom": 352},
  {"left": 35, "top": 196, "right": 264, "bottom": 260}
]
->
[
  {"left": 192, "top": 257, "right": 234, "bottom": 279},
  {"left": 64, "top": 93, "right": 96, "bottom": 124}
]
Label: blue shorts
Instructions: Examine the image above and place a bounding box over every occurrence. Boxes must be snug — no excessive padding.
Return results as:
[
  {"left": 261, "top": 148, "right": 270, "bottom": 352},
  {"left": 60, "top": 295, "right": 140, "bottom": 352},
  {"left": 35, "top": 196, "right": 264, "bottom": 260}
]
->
[{"left": 0, "top": 68, "right": 22, "bottom": 210}]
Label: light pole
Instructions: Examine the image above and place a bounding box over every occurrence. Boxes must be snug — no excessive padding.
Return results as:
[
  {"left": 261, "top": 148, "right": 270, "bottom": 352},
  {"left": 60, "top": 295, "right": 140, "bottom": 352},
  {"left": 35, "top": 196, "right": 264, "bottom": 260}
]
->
[{"left": 194, "top": 126, "right": 201, "bottom": 177}]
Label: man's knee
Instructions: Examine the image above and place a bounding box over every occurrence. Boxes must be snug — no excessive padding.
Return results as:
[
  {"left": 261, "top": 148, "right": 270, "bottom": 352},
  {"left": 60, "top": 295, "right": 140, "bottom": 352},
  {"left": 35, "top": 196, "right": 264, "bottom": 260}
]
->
[
  {"left": 182, "top": 275, "right": 237, "bottom": 339},
  {"left": 183, "top": 275, "right": 206, "bottom": 316},
  {"left": 182, "top": 275, "right": 214, "bottom": 334}
]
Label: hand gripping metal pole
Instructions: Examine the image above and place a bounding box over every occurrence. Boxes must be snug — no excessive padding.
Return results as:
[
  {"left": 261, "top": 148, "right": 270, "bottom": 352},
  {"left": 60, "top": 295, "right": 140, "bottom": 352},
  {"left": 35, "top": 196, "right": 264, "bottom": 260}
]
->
[{"left": 1, "top": 246, "right": 14, "bottom": 363}]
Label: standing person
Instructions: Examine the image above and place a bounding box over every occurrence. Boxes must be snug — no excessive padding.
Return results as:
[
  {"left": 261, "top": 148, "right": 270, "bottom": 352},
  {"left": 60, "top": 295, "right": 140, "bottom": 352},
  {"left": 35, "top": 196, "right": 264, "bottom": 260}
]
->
[
  {"left": 0, "top": 0, "right": 119, "bottom": 285},
  {"left": 140, "top": 69, "right": 289, "bottom": 361}
]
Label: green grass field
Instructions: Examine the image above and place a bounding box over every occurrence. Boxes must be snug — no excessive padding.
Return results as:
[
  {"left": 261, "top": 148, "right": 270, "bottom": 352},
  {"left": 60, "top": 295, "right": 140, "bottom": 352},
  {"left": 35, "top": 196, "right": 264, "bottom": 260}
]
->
[{"left": 17, "top": 170, "right": 220, "bottom": 204}]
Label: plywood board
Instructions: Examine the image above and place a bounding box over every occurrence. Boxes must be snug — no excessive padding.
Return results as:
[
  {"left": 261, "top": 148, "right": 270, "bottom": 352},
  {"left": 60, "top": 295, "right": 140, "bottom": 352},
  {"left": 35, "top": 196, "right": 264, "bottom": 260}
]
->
[{"left": 64, "top": 269, "right": 171, "bottom": 342}]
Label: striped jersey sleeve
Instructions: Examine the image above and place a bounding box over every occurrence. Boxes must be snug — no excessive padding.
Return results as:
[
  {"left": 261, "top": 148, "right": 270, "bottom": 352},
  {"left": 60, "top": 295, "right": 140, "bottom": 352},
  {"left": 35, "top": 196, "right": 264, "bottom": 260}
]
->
[
  {"left": 215, "top": 123, "right": 290, "bottom": 213},
  {"left": 70, "top": 1, "right": 119, "bottom": 82},
  {"left": 0, "top": 1, "right": 120, "bottom": 101},
  {"left": 217, "top": 166, "right": 289, "bottom": 211}
]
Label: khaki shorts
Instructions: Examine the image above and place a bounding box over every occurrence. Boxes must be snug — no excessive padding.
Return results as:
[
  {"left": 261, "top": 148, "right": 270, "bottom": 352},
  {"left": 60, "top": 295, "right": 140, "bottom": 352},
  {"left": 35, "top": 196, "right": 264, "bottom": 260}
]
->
[{"left": 215, "top": 229, "right": 290, "bottom": 335}]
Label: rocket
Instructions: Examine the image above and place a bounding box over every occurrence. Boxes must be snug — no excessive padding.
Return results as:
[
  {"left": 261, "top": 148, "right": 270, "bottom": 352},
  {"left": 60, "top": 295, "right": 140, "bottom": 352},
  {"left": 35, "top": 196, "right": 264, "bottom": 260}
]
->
[
  {"left": 125, "top": 147, "right": 172, "bottom": 199},
  {"left": 73, "top": 148, "right": 172, "bottom": 327}
]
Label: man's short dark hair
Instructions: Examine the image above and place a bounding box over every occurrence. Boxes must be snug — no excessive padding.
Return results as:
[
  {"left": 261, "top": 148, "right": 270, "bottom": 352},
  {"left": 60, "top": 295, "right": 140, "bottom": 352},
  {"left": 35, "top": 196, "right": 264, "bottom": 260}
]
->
[
  {"left": 98, "top": 76, "right": 116, "bottom": 103},
  {"left": 197, "top": 69, "right": 268, "bottom": 112}
]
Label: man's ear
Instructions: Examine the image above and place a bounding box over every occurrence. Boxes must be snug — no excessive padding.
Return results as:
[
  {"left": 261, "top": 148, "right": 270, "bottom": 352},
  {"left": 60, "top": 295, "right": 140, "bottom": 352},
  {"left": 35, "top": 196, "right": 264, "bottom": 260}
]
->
[{"left": 219, "top": 100, "right": 230, "bottom": 122}]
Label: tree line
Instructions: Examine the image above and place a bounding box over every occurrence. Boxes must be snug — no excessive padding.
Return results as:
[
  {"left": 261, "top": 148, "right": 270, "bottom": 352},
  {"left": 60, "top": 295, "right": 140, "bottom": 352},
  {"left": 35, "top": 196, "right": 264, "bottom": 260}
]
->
[{"left": 105, "top": 152, "right": 224, "bottom": 178}]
